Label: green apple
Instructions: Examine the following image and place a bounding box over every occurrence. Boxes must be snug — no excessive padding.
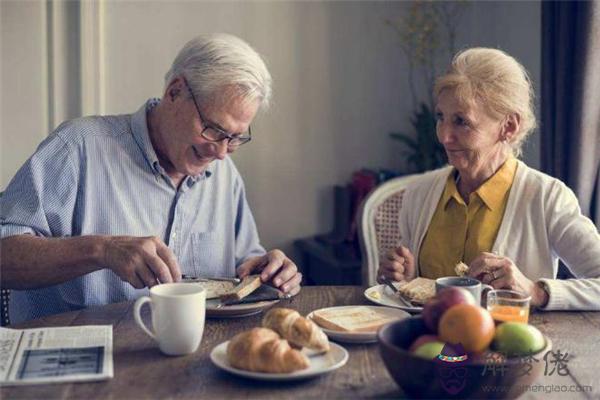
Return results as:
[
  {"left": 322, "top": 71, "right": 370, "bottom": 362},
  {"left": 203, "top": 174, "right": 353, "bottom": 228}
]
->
[
  {"left": 413, "top": 341, "right": 445, "bottom": 359},
  {"left": 493, "top": 322, "right": 545, "bottom": 357}
]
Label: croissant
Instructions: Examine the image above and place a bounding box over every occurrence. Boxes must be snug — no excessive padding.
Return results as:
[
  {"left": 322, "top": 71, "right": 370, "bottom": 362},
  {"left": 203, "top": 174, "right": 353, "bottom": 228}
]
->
[
  {"left": 262, "top": 308, "right": 330, "bottom": 352},
  {"left": 227, "top": 327, "right": 309, "bottom": 373}
]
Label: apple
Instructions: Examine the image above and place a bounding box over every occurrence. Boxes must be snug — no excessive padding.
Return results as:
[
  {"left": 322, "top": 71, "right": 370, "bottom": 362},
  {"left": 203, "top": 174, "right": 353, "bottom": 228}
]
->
[
  {"left": 413, "top": 341, "right": 445, "bottom": 359},
  {"left": 408, "top": 334, "right": 440, "bottom": 352},
  {"left": 422, "top": 287, "right": 476, "bottom": 332},
  {"left": 492, "top": 322, "right": 545, "bottom": 357}
]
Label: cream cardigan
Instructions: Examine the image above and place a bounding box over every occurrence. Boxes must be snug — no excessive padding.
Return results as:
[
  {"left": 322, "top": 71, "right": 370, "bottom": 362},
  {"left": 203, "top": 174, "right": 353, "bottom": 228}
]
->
[{"left": 399, "top": 160, "right": 600, "bottom": 310}]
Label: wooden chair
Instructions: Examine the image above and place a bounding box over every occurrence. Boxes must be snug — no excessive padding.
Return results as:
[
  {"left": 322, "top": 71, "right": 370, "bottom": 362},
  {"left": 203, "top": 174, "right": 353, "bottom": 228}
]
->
[{"left": 357, "top": 174, "right": 421, "bottom": 286}]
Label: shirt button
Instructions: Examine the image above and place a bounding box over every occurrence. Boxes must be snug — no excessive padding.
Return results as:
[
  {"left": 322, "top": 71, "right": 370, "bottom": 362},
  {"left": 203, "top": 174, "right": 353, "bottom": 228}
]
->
[{"left": 172, "top": 232, "right": 177, "bottom": 239}]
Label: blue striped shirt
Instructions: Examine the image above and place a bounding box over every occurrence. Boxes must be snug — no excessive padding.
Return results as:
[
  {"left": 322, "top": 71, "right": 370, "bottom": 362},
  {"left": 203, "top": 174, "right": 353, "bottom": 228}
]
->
[{"left": 0, "top": 99, "right": 265, "bottom": 323}]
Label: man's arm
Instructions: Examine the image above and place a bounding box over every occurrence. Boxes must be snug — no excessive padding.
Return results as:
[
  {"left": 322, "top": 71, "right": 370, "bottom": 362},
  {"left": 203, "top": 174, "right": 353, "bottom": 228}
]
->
[
  {"left": 1, "top": 235, "right": 104, "bottom": 289},
  {"left": 1, "top": 234, "right": 182, "bottom": 290}
]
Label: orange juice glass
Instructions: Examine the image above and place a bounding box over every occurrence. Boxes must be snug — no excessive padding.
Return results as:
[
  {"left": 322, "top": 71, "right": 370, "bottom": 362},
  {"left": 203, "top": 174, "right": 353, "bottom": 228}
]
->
[{"left": 486, "top": 289, "right": 531, "bottom": 324}]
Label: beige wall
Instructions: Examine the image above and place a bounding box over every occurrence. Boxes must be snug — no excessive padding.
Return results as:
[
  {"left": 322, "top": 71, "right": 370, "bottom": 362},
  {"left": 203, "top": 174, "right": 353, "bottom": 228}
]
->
[
  {"left": 1, "top": 1, "right": 48, "bottom": 186},
  {"left": 1, "top": 1, "right": 541, "bottom": 256}
]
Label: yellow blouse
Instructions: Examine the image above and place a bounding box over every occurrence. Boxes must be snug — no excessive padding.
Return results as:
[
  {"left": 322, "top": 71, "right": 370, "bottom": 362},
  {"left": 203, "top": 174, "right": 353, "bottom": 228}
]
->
[{"left": 419, "top": 158, "right": 518, "bottom": 279}]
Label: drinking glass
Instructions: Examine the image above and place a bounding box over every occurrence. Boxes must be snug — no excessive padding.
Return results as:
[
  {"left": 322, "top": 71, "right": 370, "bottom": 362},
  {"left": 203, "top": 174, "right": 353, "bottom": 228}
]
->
[{"left": 486, "top": 289, "right": 531, "bottom": 324}]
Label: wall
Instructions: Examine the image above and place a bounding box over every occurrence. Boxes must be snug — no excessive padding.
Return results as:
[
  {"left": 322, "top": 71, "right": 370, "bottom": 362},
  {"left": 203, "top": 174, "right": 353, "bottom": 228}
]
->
[
  {"left": 1, "top": 1, "right": 48, "bottom": 186},
  {"left": 0, "top": 0, "right": 541, "bottom": 256}
]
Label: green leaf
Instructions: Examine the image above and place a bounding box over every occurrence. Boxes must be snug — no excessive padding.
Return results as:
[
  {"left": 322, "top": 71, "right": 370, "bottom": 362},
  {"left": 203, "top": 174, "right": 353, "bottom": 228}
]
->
[
  {"left": 389, "top": 132, "right": 418, "bottom": 151},
  {"left": 389, "top": 103, "right": 447, "bottom": 173}
]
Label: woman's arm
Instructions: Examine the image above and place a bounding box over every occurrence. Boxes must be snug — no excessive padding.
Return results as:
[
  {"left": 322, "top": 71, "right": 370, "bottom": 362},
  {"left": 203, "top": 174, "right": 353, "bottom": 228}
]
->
[{"left": 543, "top": 180, "right": 600, "bottom": 310}]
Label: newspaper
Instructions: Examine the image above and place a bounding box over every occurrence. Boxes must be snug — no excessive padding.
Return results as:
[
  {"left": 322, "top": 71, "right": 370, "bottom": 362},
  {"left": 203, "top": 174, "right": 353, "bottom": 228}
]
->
[{"left": 0, "top": 325, "right": 113, "bottom": 386}]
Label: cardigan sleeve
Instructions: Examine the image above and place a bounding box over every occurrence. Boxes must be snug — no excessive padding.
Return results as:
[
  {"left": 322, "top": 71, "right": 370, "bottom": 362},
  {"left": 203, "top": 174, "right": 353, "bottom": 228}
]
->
[{"left": 541, "top": 180, "right": 600, "bottom": 310}]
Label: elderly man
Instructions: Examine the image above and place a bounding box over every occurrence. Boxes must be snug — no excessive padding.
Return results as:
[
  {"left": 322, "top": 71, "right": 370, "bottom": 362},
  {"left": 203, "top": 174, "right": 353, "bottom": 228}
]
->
[{"left": 0, "top": 33, "right": 301, "bottom": 323}]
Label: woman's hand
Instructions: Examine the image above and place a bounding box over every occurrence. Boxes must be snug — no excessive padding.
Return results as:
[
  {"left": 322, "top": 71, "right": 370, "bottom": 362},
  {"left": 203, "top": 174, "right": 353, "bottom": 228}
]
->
[
  {"left": 377, "top": 245, "right": 416, "bottom": 283},
  {"left": 468, "top": 252, "right": 549, "bottom": 307}
]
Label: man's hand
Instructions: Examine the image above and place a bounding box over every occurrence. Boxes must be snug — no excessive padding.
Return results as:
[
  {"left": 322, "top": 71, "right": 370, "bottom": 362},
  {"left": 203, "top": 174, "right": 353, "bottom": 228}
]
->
[
  {"left": 468, "top": 252, "right": 549, "bottom": 307},
  {"left": 236, "top": 249, "right": 302, "bottom": 296},
  {"left": 377, "top": 245, "right": 416, "bottom": 283},
  {"left": 102, "top": 236, "right": 181, "bottom": 289}
]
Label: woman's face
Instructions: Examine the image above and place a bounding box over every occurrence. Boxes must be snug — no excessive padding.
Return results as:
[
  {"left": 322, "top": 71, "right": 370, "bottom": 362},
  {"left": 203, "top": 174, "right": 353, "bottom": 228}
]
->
[{"left": 435, "top": 90, "right": 506, "bottom": 173}]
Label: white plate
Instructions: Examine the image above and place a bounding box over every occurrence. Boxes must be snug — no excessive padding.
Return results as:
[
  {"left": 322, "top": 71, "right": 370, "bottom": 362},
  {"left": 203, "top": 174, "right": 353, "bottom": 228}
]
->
[
  {"left": 307, "top": 306, "right": 410, "bottom": 343},
  {"left": 364, "top": 284, "right": 423, "bottom": 313},
  {"left": 206, "top": 299, "right": 279, "bottom": 318},
  {"left": 210, "top": 341, "right": 348, "bottom": 381}
]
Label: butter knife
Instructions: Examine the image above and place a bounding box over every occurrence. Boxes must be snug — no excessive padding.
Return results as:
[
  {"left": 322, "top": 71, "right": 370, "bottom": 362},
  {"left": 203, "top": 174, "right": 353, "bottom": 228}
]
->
[
  {"left": 381, "top": 276, "right": 413, "bottom": 307},
  {"left": 181, "top": 274, "right": 241, "bottom": 284}
]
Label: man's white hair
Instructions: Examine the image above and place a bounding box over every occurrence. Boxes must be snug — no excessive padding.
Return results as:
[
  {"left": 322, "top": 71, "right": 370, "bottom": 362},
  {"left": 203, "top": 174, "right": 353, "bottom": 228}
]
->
[{"left": 165, "top": 33, "right": 272, "bottom": 110}]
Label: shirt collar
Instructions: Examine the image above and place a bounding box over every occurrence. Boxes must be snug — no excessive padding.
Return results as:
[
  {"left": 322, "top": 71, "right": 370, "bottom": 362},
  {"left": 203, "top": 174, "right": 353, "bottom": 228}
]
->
[
  {"left": 442, "top": 157, "right": 517, "bottom": 211},
  {"left": 131, "top": 98, "right": 212, "bottom": 180},
  {"left": 131, "top": 98, "right": 162, "bottom": 175},
  {"left": 476, "top": 157, "right": 517, "bottom": 210},
  {"left": 442, "top": 173, "right": 466, "bottom": 208}
]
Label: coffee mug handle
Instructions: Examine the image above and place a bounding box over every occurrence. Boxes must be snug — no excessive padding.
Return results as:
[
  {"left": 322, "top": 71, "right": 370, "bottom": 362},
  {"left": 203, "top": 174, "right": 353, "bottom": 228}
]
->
[
  {"left": 134, "top": 296, "right": 156, "bottom": 340},
  {"left": 481, "top": 284, "right": 494, "bottom": 306},
  {"left": 482, "top": 284, "right": 494, "bottom": 293}
]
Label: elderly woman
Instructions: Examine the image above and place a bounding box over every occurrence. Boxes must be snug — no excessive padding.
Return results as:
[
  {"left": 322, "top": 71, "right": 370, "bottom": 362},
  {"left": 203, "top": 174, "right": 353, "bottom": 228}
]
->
[{"left": 378, "top": 47, "right": 600, "bottom": 310}]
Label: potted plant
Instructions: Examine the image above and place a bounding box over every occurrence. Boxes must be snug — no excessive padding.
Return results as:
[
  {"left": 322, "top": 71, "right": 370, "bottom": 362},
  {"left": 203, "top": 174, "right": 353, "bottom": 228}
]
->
[{"left": 386, "top": 1, "right": 468, "bottom": 173}]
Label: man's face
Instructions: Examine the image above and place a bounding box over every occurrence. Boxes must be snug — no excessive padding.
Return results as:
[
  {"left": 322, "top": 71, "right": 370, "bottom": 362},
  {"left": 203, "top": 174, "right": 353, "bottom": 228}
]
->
[{"left": 157, "top": 79, "right": 259, "bottom": 179}]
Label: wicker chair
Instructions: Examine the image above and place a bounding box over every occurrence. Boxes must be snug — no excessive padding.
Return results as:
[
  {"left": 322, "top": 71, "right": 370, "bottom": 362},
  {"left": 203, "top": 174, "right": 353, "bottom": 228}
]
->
[
  {"left": 357, "top": 174, "right": 421, "bottom": 286},
  {"left": 0, "top": 190, "right": 8, "bottom": 326},
  {"left": 1, "top": 289, "right": 10, "bottom": 326}
]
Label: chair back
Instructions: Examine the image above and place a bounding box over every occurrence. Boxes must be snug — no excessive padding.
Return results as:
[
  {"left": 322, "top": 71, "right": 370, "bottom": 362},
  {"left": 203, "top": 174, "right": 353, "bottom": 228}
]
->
[
  {"left": 0, "top": 191, "right": 9, "bottom": 326},
  {"left": 1, "top": 289, "right": 10, "bottom": 326},
  {"left": 357, "top": 174, "right": 421, "bottom": 286}
]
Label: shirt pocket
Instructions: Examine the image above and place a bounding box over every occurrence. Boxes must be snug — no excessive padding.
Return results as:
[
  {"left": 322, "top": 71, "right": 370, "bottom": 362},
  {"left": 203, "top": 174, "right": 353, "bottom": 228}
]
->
[{"left": 190, "top": 231, "right": 234, "bottom": 277}]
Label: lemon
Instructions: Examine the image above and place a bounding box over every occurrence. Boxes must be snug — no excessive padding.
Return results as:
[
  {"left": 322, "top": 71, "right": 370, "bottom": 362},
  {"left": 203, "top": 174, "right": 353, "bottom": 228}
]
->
[{"left": 493, "top": 322, "right": 545, "bottom": 357}]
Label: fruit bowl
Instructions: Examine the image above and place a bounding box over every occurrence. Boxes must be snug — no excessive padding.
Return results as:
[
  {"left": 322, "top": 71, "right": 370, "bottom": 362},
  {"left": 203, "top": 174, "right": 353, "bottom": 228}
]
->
[{"left": 378, "top": 317, "right": 552, "bottom": 399}]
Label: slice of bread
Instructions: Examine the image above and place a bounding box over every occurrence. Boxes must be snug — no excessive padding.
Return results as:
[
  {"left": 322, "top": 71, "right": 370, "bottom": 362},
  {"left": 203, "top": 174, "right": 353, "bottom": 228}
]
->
[
  {"left": 192, "top": 280, "right": 236, "bottom": 299},
  {"left": 220, "top": 275, "right": 262, "bottom": 302},
  {"left": 398, "top": 277, "right": 435, "bottom": 305},
  {"left": 455, "top": 262, "right": 469, "bottom": 277},
  {"left": 311, "top": 306, "right": 398, "bottom": 333}
]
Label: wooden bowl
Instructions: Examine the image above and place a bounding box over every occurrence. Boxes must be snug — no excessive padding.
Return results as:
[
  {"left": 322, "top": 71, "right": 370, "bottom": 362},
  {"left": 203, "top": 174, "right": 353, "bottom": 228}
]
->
[{"left": 377, "top": 317, "right": 551, "bottom": 399}]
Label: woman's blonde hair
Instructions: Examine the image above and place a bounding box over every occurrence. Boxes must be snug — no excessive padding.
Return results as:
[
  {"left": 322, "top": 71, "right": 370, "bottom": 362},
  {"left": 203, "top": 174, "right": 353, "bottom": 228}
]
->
[{"left": 434, "top": 47, "right": 536, "bottom": 157}]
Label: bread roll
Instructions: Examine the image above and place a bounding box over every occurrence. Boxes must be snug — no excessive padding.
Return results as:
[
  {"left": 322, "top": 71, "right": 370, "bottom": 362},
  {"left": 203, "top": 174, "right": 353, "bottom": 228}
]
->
[
  {"left": 262, "top": 308, "right": 330, "bottom": 352},
  {"left": 227, "top": 328, "right": 309, "bottom": 373}
]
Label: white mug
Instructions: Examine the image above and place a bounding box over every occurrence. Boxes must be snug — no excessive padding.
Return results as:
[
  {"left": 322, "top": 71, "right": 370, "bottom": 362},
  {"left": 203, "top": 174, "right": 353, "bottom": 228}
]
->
[
  {"left": 134, "top": 283, "right": 206, "bottom": 356},
  {"left": 435, "top": 276, "right": 493, "bottom": 305}
]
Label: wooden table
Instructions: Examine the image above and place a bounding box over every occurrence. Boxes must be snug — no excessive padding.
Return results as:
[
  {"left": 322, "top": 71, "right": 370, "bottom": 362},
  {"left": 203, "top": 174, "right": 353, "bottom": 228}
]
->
[{"left": 2, "top": 286, "right": 599, "bottom": 399}]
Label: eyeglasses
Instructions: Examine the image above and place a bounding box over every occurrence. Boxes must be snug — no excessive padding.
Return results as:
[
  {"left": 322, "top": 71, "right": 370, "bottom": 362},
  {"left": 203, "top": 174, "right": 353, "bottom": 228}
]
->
[{"left": 182, "top": 78, "right": 252, "bottom": 147}]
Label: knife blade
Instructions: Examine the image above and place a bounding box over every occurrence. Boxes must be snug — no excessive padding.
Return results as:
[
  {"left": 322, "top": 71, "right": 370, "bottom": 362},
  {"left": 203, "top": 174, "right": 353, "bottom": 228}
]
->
[
  {"left": 381, "top": 276, "right": 414, "bottom": 307},
  {"left": 181, "top": 274, "right": 241, "bottom": 284}
]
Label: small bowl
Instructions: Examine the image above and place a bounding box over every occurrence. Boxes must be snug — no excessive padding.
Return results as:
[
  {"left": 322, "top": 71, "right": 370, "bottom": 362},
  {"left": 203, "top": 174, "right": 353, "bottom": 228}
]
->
[{"left": 378, "top": 317, "right": 551, "bottom": 399}]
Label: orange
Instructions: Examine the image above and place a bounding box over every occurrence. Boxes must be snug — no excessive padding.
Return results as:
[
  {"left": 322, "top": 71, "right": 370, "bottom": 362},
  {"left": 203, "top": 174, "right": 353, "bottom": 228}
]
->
[{"left": 438, "top": 303, "right": 495, "bottom": 353}]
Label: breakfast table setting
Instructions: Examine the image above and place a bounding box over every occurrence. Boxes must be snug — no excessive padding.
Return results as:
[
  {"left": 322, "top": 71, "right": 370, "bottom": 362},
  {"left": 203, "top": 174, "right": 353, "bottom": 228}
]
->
[{"left": 1, "top": 285, "right": 599, "bottom": 399}]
